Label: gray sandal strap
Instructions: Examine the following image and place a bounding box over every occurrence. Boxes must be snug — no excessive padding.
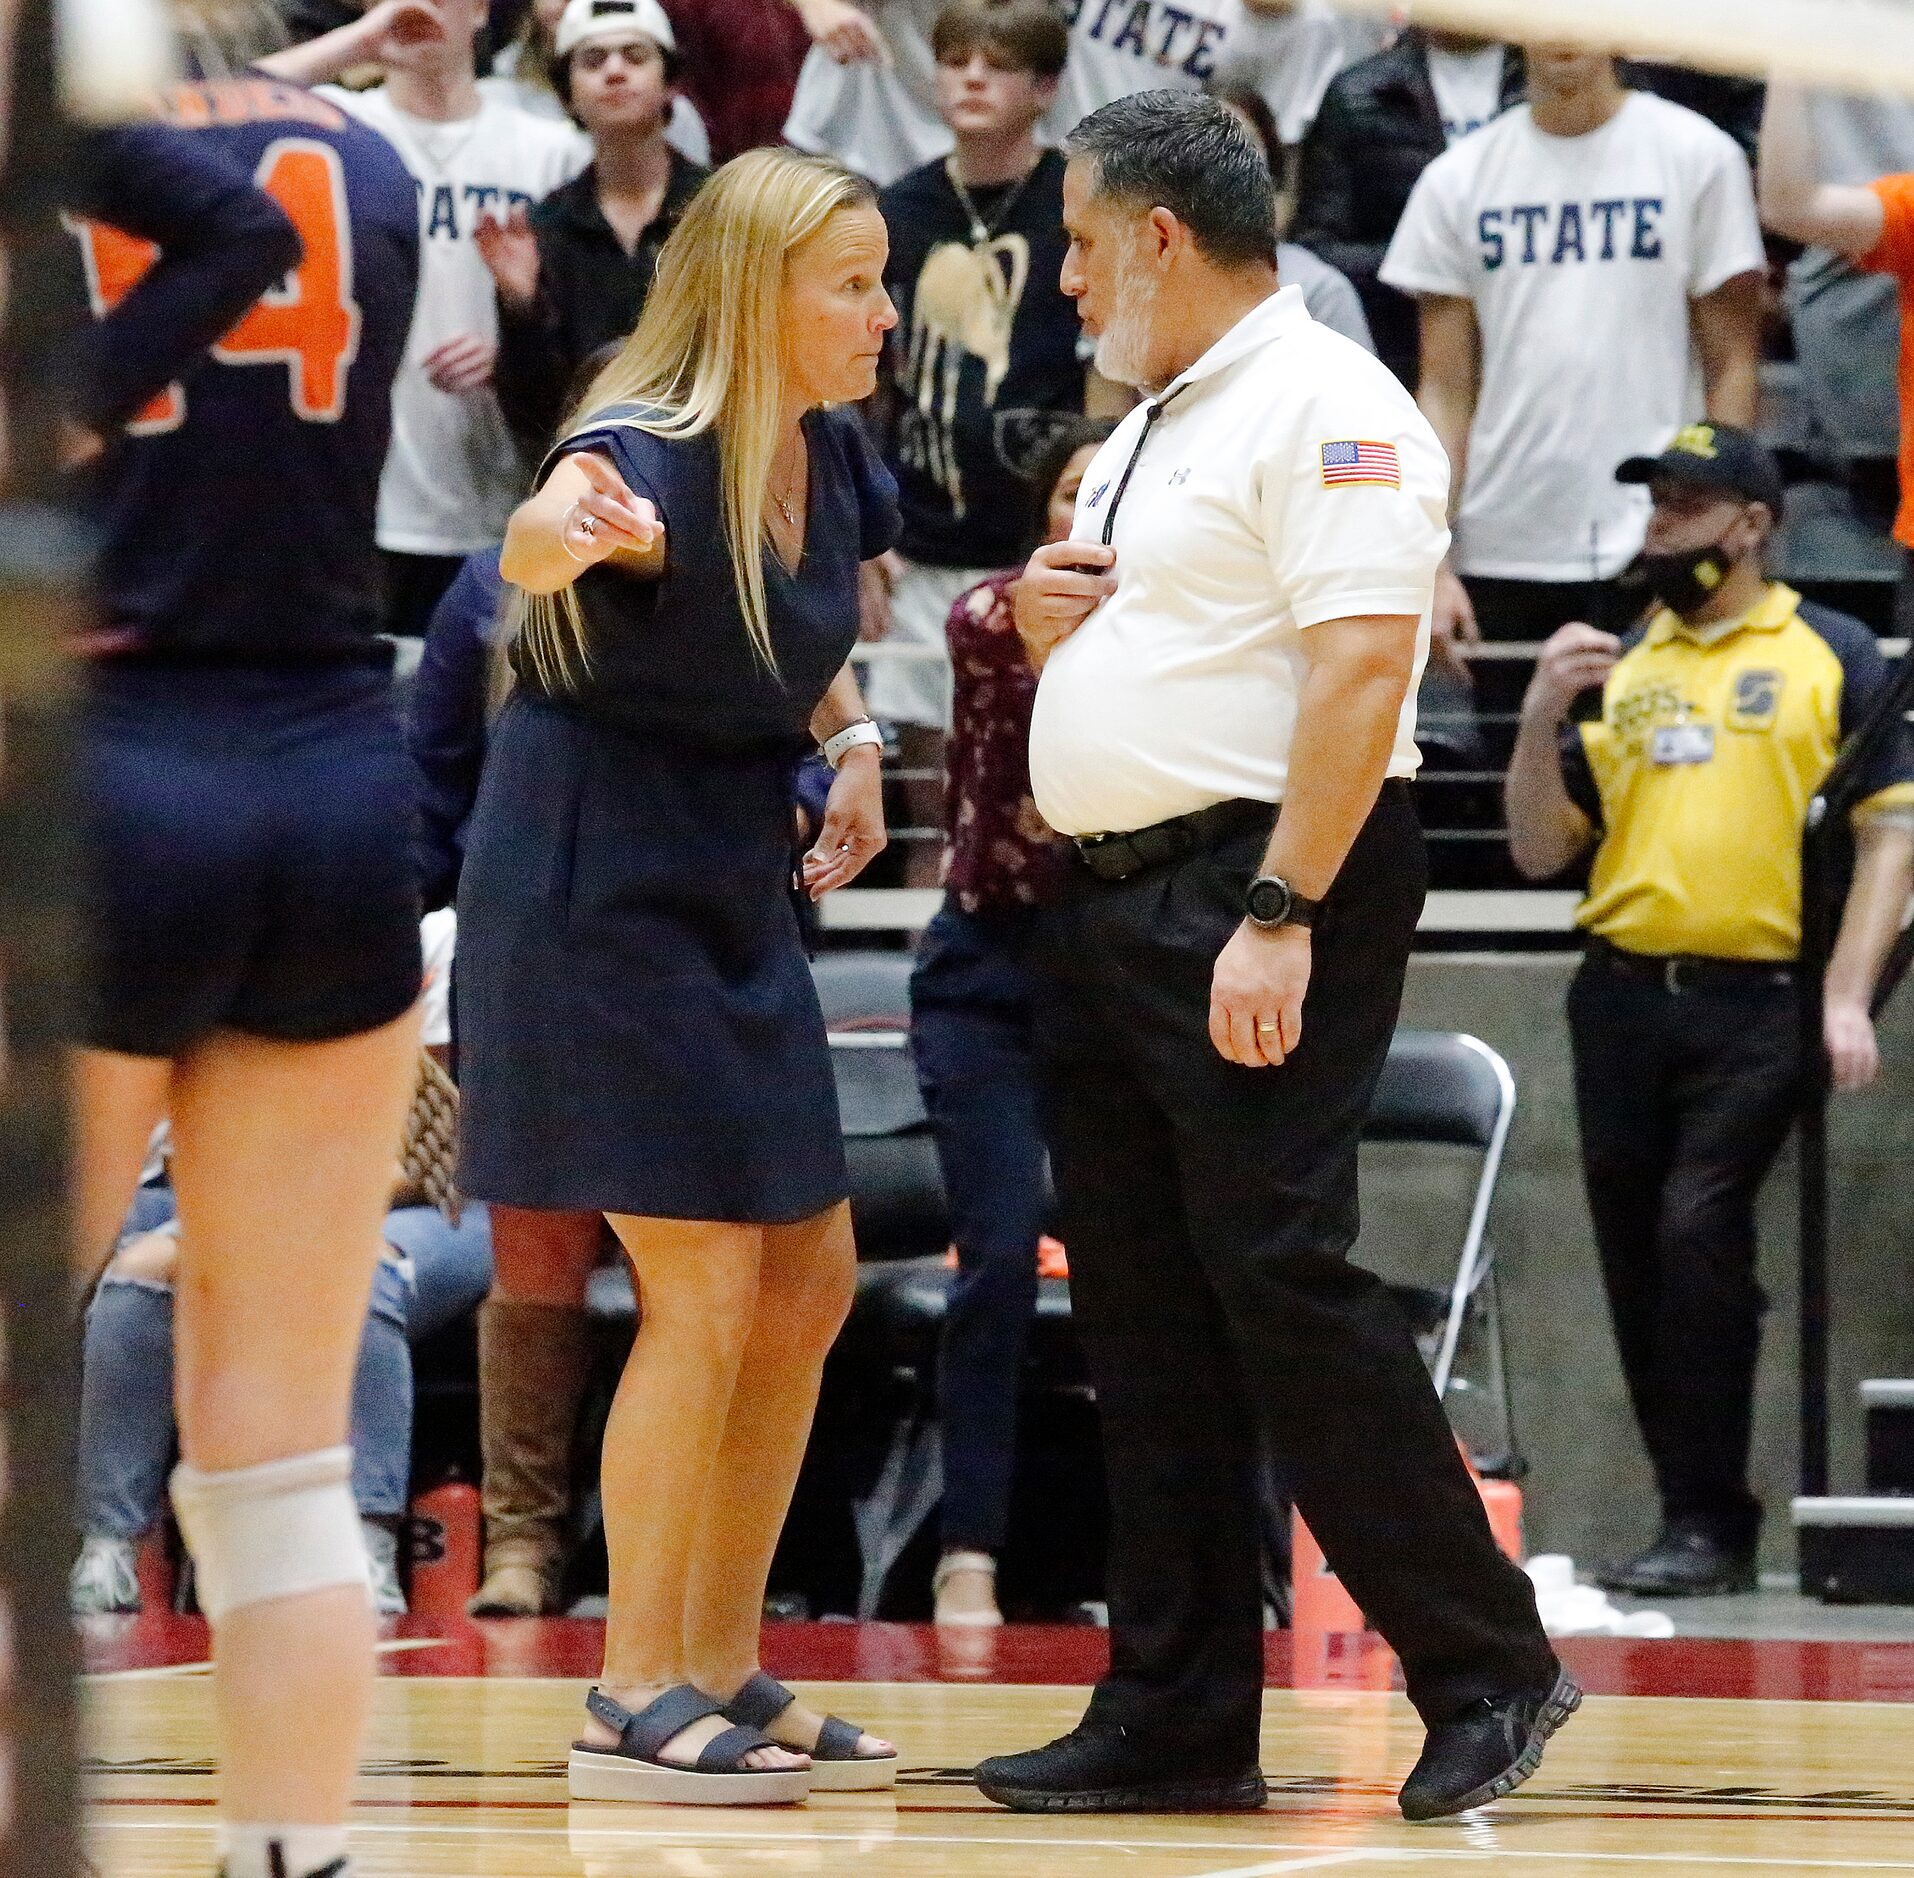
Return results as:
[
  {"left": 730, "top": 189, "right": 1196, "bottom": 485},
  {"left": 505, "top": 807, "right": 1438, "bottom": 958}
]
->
[
  {"left": 586, "top": 1683, "right": 726, "bottom": 1761},
  {"left": 725, "top": 1671, "right": 798, "bottom": 1733},
  {"left": 814, "top": 1715, "right": 866, "bottom": 1761},
  {"left": 696, "top": 1722, "right": 781, "bottom": 1772},
  {"left": 719, "top": 1673, "right": 882, "bottom": 1764}
]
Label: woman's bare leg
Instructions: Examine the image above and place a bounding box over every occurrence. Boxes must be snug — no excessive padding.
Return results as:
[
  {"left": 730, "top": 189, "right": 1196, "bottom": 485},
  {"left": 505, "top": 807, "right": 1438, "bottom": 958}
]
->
[
  {"left": 167, "top": 1007, "right": 418, "bottom": 1828},
  {"left": 582, "top": 1214, "right": 804, "bottom": 1771},
  {"left": 681, "top": 1201, "right": 889, "bottom": 1755},
  {"left": 72, "top": 1045, "right": 171, "bottom": 1284}
]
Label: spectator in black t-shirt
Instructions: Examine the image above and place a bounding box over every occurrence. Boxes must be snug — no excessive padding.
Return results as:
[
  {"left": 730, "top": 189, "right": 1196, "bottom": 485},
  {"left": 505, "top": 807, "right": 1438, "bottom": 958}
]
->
[
  {"left": 867, "top": 0, "right": 1089, "bottom": 884},
  {"left": 1292, "top": 30, "right": 1522, "bottom": 387},
  {"left": 477, "top": 0, "right": 707, "bottom": 457}
]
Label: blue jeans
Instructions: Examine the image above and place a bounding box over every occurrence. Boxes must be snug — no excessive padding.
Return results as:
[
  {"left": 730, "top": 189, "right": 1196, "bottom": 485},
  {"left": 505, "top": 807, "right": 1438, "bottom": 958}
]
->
[
  {"left": 77, "top": 1194, "right": 493, "bottom": 1534},
  {"left": 909, "top": 902, "right": 1050, "bottom": 1555}
]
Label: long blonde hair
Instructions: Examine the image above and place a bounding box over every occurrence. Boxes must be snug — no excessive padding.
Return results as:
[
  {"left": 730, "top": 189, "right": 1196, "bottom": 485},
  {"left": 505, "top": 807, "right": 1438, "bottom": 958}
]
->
[
  {"left": 170, "top": 0, "right": 290, "bottom": 72},
  {"left": 514, "top": 148, "right": 878, "bottom": 695}
]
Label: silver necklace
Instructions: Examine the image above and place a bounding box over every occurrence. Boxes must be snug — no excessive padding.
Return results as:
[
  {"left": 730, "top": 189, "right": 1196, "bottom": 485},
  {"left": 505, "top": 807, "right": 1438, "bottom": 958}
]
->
[{"left": 944, "top": 155, "right": 1041, "bottom": 247}]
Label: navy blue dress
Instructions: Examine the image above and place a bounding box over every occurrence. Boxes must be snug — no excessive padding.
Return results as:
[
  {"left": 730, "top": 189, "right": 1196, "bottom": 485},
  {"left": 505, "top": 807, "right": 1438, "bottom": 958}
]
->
[{"left": 456, "top": 405, "right": 900, "bottom": 1222}]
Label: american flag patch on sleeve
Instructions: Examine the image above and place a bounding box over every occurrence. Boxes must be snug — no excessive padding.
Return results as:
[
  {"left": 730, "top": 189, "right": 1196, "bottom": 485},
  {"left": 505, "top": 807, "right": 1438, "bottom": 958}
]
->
[{"left": 1320, "top": 439, "right": 1401, "bottom": 488}]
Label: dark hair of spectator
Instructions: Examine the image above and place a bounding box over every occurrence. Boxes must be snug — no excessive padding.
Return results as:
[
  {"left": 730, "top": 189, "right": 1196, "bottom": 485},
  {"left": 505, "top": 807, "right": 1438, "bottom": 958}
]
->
[
  {"left": 1205, "top": 80, "right": 1288, "bottom": 197},
  {"left": 1064, "top": 90, "right": 1277, "bottom": 269},
  {"left": 931, "top": 0, "right": 1069, "bottom": 81},
  {"left": 1020, "top": 415, "right": 1118, "bottom": 562}
]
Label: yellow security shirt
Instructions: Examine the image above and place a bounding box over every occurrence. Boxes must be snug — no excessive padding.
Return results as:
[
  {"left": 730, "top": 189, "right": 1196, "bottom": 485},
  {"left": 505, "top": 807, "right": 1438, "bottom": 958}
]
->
[{"left": 1562, "top": 583, "right": 1914, "bottom": 961}]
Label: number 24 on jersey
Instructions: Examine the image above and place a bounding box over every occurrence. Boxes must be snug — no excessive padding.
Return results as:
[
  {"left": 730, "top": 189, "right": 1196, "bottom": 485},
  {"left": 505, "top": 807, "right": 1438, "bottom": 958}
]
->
[{"left": 69, "top": 136, "right": 362, "bottom": 434}]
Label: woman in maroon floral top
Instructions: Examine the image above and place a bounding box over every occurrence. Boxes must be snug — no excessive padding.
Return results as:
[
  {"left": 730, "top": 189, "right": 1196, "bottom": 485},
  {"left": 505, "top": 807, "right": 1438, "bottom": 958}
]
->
[{"left": 909, "top": 417, "right": 1114, "bottom": 1627}]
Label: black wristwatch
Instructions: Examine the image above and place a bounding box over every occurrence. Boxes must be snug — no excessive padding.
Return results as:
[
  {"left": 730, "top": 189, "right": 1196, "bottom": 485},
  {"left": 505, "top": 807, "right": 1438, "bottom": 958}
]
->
[{"left": 1245, "top": 873, "right": 1321, "bottom": 932}]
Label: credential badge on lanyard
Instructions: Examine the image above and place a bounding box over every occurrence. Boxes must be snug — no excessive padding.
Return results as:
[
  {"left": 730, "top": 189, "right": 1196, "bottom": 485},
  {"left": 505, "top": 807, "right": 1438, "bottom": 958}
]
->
[
  {"left": 1099, "top": 383, "right": 1191, "bottom": 547},
  {"left": 1650, "top": 722, "right": 1715, "bottom": 766}
]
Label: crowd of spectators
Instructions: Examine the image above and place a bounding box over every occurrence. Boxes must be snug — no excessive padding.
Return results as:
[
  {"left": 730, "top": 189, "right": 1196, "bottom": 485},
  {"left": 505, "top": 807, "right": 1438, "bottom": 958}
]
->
[{"left": 71, "top": 0, "right": 1914, "bottom": 1619}]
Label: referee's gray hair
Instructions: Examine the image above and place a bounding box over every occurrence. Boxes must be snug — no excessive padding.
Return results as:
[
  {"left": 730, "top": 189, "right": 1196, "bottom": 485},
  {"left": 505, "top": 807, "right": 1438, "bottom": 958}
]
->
[{"left": 1064, "top": 90, "right": 1276, "bottom": 270}]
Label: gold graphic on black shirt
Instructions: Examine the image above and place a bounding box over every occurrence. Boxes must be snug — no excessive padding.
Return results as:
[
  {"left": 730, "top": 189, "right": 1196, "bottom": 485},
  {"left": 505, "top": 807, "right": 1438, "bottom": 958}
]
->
[{"left": 899, "top": 234, "right": 1030, "bottom": 520}]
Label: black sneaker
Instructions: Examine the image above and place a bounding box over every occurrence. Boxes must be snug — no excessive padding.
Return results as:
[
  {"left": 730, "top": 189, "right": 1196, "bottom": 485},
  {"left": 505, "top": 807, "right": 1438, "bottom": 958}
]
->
[
  {"left": 1397, "top": 1670, "right": 1582, "bottom": 1821},
  {"left": 1593, "top": 1521, "right": 1756, "bottom": 1597},
  {"left": 975, "top": 1721, "right": 1267, "bottom": 1814}
]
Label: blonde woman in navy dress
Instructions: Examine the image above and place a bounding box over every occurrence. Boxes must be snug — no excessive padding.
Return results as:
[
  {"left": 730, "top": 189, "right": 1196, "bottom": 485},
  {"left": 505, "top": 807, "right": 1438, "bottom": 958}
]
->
[{"left": 457, "top": 148, "right": 903, "bottom": 1804}]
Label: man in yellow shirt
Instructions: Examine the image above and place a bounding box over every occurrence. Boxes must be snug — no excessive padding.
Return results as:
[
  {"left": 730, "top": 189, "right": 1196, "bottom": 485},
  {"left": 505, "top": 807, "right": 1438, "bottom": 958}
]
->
[{"left": 1506, "top": 424, "right": 1914, "bottom": 1596}]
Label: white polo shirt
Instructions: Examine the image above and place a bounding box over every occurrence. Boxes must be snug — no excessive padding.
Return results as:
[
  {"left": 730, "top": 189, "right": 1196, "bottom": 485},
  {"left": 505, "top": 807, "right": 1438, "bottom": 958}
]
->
[{"left": 1027, "top": 286, "right": 1448, "bottom": 838}]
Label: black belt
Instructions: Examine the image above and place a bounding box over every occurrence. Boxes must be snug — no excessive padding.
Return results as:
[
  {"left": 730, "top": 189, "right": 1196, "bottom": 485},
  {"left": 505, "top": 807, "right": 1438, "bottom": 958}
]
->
[
  {"left": 1584, "top": 935, "right": 1797, "bottom": 995},
  {"left": 1073, "top": 799, "right": 1275, "bottom": 883}
]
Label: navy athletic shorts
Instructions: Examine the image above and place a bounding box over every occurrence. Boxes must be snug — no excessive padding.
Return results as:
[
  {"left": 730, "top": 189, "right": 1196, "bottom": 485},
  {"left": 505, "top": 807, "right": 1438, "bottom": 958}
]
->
[{"left": 80, "top": 660, "right": 423, "bottom": 1058}]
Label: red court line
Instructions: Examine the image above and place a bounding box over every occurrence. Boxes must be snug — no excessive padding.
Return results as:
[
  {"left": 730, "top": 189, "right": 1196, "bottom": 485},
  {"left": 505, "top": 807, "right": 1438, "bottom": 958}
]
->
[{"left": 82, "top": 1616, "right": 1914, "bottom": 1703}]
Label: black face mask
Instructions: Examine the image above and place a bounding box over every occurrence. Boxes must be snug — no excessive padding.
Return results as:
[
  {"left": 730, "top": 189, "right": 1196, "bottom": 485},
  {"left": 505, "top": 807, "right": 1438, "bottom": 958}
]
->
[{"left": 1627, "top": 535, "right": 1735, "bottom": 618}]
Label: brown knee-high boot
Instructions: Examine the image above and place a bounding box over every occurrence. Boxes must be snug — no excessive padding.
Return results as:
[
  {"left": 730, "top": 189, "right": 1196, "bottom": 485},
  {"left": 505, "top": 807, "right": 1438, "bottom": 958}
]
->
[{"left": 469, "top": 1297, "right": 594, "bottom": 1616}]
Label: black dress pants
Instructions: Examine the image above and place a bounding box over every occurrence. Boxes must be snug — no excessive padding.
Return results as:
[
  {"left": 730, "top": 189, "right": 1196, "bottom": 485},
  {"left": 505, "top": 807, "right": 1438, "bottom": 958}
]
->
[
  {"left": 1036, "top": 785, "right": 1554, "bottom": 1764},
  {"left": 1567, "top": 956, "right": 1803, "bottom": 1550}
]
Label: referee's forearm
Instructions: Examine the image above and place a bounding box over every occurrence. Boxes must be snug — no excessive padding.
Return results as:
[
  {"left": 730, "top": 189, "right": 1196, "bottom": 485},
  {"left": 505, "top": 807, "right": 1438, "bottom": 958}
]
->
[{"left": 1262, "top": 656, "right": 1407, "bottom": 901}]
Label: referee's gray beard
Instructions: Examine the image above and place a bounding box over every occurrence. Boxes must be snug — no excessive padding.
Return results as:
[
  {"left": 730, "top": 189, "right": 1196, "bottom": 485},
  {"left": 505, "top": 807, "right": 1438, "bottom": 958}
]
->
[{"left": 1092, "top": 240, "right": 1164, "bottom": 391}]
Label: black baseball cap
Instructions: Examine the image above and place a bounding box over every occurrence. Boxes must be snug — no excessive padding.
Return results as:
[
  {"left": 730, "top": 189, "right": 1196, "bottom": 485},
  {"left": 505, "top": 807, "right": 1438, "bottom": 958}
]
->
[{"left": 1616, "top": 423, "right": 1785, "bottom": 511}]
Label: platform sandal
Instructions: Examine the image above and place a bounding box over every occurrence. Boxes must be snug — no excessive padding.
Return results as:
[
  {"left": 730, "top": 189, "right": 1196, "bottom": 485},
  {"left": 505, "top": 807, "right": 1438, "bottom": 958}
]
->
[
  {"left": 722, "top": 1670, "right": 900, "bottom": 1792},
  {"left": 568, "top": 1684, "right": 813, "bottom": 1805}
]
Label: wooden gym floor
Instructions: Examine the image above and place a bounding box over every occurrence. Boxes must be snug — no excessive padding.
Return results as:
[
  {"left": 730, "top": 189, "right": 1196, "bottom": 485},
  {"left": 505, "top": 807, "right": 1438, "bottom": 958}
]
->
[{"left": 83, "top": 1618, "right": 1914, "bottom": 1876}]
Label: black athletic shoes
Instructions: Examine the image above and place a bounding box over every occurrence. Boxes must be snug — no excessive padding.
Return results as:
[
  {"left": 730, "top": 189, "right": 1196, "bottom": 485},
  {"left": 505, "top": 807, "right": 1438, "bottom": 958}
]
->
[
  {"left": 1397, "top": 1670, "right": 1583, "bottom": 1821},
  {"left": 1595, "top": 1521, "right": 1758, "bottom": 1597},
  {"left": 974, "top": 1722, "right": 1267, "bottom": 1813}
]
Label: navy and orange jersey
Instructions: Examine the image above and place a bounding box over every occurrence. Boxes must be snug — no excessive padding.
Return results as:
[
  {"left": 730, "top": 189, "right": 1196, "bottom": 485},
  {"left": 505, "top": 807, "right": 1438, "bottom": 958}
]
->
[{"left": 73, "top": 77, "right": 419, "bottom": 661}]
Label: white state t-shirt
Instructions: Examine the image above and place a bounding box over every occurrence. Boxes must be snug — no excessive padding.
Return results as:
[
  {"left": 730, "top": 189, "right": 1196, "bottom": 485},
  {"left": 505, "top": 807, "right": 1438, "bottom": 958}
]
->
[
  {"left": 782, "top": 0, "right": 1376, "bottom": 186},
  {"left": 320, "top": 85, "right": 587, "bottom": 555},
  {"left": 1027, "top": 287, "right": 1446, "bottom": 836},
  {"left": 1426, "top": 42, "right": 1504, "bottom": 145},
  {"left": 1209, "top": 0, "right": 1385, "bottom": 144},
  {"left": 1379, "top": 93, "right": 1763, "bottom": 580}
]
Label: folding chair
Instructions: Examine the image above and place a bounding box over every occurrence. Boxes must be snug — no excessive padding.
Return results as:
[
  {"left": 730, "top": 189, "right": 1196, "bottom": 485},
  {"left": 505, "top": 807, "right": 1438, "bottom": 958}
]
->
[{"left": 1367, "top": 1029, "right": 1523, "bottom": 1477}]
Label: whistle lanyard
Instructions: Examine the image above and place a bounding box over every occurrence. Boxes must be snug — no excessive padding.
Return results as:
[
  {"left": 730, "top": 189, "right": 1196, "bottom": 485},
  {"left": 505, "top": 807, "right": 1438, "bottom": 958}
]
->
[{"left": 1099, "top": 381, "right": 1191, "bottom": 547}]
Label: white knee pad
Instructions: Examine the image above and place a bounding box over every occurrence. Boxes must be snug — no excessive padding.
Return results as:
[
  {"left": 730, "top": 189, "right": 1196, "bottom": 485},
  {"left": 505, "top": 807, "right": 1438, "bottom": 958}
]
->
[{"left": 170, "top": 1446, "right": 369, "bottom": 1623}]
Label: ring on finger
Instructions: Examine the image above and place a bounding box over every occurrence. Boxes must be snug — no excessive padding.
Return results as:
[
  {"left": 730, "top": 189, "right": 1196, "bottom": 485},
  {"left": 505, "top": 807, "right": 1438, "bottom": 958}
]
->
[{"left": 559, "top": 501, "right": 596, "bottom": 564}]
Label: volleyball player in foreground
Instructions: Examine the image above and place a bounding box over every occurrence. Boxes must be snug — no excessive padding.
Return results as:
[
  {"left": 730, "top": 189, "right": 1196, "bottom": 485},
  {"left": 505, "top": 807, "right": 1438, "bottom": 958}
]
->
[{"left": 69, "top": 55, "right": 421, "bottom": 1878}]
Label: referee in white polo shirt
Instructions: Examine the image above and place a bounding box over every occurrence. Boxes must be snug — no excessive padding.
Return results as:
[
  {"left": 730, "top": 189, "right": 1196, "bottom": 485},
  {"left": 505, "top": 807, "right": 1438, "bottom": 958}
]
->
[{"left": 974, "top": 93, "right": 1574, "bottom": 1823}]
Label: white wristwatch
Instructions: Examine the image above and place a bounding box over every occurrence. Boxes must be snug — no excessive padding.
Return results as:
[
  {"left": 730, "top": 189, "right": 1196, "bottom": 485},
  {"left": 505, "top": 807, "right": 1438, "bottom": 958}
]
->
[{"left": 820, "top": 718, "right": 884, "bottom": 769}]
